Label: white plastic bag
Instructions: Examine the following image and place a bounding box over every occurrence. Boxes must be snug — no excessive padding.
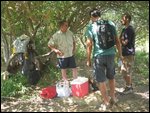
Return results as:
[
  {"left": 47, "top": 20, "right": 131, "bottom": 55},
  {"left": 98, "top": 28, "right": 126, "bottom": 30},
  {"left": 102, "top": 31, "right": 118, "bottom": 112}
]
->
[
  {"left": 56, "top": 81, "right": 71, "bottom": 97},
  {"left": 13, "top": 34, "right": 30, "bottom": 53},
  {"left": 118, "top": 59, "right": 122, "bottom": 67}
]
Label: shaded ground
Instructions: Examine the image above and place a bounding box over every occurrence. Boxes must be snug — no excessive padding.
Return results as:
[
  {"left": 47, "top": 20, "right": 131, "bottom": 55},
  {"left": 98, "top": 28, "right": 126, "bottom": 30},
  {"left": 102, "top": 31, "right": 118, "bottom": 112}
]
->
[{"left": 1, "top": 60, "right": 149, "bottom": 112}]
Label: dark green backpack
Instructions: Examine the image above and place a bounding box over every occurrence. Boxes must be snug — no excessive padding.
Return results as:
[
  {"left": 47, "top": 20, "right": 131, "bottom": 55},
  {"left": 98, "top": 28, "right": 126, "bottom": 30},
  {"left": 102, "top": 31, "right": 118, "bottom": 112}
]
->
[{"left": 97, "top": 20, "right": 115, "bottom": 49}]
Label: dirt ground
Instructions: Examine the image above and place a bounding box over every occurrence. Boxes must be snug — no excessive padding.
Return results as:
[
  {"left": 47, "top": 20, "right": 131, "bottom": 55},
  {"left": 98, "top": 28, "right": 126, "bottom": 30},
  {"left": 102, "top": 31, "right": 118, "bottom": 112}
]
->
[{"left": 1, "top": 60, "right": 149, "bottom": 112}]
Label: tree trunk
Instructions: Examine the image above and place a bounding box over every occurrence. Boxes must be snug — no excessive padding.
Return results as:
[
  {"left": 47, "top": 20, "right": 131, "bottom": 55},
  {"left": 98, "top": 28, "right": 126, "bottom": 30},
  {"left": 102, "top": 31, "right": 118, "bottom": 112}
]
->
[{"left": 1, "top": 33, "right": 10, "bottom": 64}]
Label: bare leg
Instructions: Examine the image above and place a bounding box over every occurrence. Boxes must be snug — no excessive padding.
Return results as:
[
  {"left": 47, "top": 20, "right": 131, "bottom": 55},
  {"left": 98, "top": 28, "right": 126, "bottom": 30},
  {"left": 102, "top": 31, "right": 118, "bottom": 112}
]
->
[
  {"left": 72, "top": 68, "right": 77, "bottom": 79},
  {"left": 61, "top": 69, "right": 67, "bottom": 81},
  {"left": 121, "top": 61, "right": 132, "bottom": 87},
  {"left": 124, "top": 75, "right": 132, "bottom": 86},
  {"left": 98, "top": 82, "right": 110, "bottom": 105},
  {"left": 109, "top": 79, "right": 116, "bottom": 99}
]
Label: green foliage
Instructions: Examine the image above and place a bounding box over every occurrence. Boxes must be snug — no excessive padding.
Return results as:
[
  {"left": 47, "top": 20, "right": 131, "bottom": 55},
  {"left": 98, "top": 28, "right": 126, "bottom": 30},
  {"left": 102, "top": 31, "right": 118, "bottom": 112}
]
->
[
  {"left": 1, "top": 73, "right": 30, "bottom": 97},
  {"left": 1, "top": 1, "right": 149, "bottom": 64},
  {"left": 134, "top": 51, "right": 149, "bottom": 78},
  {"left": 38, "top": 65, "right": 61, "bottom": 87},
  {"left": 34, "top": 34, "right": 50, "bottom": 55},
  {"left": 75, "top": 43, "right": 86, "bottom": 60}
]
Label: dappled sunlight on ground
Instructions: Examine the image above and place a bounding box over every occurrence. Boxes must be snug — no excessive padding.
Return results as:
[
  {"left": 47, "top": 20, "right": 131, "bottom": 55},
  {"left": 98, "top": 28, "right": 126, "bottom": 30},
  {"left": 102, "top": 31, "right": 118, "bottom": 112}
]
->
[{"left": 1, "top": 60, "right": 149, "bottom": 112}]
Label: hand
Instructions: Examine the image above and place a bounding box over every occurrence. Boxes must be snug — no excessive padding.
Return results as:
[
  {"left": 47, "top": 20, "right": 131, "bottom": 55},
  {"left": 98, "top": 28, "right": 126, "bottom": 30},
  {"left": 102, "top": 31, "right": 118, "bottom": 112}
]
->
[
  {"left": 55, "top": 49, "right": 64, "bottom": 56},
  {"left": 86, "top": 60, "right": 91, "bottom": 67},
  {"left": 58, "top": 52, "right": 64, "bottom": 56}
]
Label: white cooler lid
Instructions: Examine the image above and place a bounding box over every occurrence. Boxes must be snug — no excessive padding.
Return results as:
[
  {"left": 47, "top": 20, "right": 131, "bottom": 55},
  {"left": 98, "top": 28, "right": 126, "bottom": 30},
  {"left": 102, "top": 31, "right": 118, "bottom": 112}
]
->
[{"left": 70, "top": 76, "right": 88, "bottom": 84}]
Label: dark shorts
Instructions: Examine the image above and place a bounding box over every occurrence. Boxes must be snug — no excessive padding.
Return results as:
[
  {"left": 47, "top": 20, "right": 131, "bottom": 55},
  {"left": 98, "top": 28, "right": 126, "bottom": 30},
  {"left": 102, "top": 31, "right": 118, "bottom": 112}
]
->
[
  {"left": 93, "top": 55, "right": 115, "bottom": 82},
  {"left": 58, "top": 56, "right": 77, "bottom": 69}
]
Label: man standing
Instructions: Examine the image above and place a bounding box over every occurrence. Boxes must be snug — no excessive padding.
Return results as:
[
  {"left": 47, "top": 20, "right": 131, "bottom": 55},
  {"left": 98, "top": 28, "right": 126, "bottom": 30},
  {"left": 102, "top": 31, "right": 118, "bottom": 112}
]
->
[
  {"left": 120, "top": 13, "right": 135, "bottom": 94},
  {"left": 85, "top": 8, "right": 122, "bottom": 109},
  {"left": 48, "top": 20, "right": 78, "bottom": 81}
]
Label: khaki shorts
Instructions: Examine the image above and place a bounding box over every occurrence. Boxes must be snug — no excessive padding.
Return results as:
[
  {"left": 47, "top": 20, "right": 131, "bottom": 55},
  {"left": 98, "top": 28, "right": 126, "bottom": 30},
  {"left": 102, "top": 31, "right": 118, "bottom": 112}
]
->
[{"left": 121, "top": 55, "right": 135, "bottom": 76}]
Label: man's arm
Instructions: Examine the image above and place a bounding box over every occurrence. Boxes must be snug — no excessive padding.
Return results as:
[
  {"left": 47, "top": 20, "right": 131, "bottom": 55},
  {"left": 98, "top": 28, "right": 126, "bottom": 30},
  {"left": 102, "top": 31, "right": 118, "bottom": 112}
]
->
[
  {"left": 115, "top": 36, "right": 123, "bottom": 59},
  {"left": 48, "top": 45, "right": 64, "bottom": 56},
  {"left": 72, "top": 35, "right": 76, "bottom": 55},
  {"left": 86, "top": 38, "right": 93, "bottom": 66},
  {"left": 121, "top": 38, "right": 128, "bottom": 46}
]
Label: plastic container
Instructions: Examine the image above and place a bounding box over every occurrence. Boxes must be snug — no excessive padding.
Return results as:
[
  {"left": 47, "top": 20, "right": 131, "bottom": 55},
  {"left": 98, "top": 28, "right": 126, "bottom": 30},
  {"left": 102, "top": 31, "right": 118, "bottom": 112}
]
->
[
  {"left": 56, "top": 81, "right": 71, "bottom": 97},
  {"left": 70, "top": 77, "right": 89, "bottom": 97},
  {"left": 40, "top": 86, "right": 56, "bottom": 99},
  {"left": 118, "top": 59, "right": 122, "bottom": 67}
]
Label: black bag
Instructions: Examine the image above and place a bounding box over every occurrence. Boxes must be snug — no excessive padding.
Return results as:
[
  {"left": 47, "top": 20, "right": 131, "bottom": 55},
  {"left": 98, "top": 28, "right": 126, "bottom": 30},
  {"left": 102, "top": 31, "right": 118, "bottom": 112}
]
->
[
  {"left": 22, "top": 59, "right": 41, "bottom": 85},
  {"left": 97, "top": 20, "right": 115, "bottom": 49},
  {"left": 27, "top": 70, "right": 41, "bottom": 85},
  {"left": 22, "top": 51, "right": 41, "bottom": 85},
  {"left": 88, "top": 76, "right": 99, "bottom": 92}
]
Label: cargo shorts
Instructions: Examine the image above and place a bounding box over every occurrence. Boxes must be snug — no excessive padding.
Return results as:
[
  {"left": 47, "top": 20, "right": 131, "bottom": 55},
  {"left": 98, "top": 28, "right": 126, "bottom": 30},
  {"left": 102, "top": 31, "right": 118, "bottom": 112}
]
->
[{"left": 121, "top": 55, "right": 135, "bottom": 76}]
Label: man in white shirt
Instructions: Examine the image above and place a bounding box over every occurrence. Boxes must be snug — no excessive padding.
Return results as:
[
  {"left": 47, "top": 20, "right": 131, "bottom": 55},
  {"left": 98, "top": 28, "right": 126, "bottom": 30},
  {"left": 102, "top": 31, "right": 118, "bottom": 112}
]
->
[{"left": 48, "top": 20, "right": 78, "bottom": 81}]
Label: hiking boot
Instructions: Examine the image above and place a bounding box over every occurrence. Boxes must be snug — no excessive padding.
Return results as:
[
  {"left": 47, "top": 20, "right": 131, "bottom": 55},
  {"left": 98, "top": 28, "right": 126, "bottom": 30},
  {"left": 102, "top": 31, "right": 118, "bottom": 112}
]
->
[{"left": 122, "top": 87, "right": 133, "bottom": 94}]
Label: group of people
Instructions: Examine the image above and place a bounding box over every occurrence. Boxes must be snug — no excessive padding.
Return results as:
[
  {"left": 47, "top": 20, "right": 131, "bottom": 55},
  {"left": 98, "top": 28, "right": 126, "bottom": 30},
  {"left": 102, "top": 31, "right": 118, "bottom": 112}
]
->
[{"left": 48, "top": 8, "right": 135, "bottom": 110}]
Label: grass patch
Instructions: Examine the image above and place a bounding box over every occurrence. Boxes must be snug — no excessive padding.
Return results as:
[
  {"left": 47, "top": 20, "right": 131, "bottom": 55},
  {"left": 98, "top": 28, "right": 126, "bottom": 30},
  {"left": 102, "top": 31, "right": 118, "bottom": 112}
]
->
[{"left": 134, "top": 51, "right": 149, "bottom": 78}]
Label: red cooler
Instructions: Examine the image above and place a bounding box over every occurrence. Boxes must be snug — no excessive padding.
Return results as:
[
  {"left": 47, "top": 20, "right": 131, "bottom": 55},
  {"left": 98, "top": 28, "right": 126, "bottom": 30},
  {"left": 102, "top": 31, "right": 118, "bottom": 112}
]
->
[{"left": 71, "top": 77, "right": 89, "bottom": 97}]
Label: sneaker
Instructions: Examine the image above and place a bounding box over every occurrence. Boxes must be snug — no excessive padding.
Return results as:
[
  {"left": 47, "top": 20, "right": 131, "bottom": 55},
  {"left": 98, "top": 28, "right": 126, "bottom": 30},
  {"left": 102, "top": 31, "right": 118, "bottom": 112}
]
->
[
  {"left": 122, "top": 87, "right": 133, "bottom": 94},
  {"left": 98, "top": 103, "right": 110, "bottom": 111}
]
